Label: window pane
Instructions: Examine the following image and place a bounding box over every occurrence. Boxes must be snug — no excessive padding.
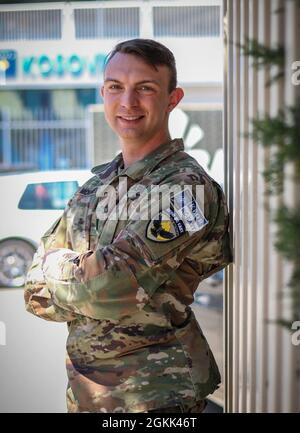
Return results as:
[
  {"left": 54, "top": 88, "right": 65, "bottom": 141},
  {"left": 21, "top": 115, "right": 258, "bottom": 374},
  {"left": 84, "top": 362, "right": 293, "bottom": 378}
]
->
[
  {"left": 74, "top": 7, "right": 139, "bottom": 39},
  {"left": 153, "top": 6, "right": 220, "bottom": 37},
  {"left": 18, "top": 181, "right": 78, "bottom": 210},
  {"left": 0, "top": 10, "right": 62, "bottom": 41}
]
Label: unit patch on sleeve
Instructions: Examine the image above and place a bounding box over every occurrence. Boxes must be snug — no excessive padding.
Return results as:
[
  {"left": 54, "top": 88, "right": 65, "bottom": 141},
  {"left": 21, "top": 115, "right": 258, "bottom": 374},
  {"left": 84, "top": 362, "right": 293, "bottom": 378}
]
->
[
  {"left": 146, "top": 208, "right": 186, "bottom": 242},
  {"left": 173, "top": 187, "right": 209, "bottom": 233},
  {"left": 146, "top": 187, "right": 209, "bottom": 242}
]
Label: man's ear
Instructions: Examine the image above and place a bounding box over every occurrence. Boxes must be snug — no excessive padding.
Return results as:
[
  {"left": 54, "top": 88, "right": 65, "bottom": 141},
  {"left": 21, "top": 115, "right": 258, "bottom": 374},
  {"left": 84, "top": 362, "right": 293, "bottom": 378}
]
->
[
  {"left": 167, "top": 87, "right": 184, "bottom": 112},
  {"left": 100, "top": 86, "right": 104, "bottom": 98}
]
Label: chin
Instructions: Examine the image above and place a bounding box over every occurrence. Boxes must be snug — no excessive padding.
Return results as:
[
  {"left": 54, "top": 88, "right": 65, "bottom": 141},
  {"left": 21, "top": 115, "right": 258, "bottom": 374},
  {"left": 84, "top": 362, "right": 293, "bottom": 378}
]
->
[{"left": 117, "top": 129, "right": 143, "bottom": 140}]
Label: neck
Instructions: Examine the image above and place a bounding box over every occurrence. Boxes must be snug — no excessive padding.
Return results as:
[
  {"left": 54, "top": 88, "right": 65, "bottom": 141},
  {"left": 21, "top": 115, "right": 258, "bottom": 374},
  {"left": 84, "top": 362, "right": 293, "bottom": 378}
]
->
[{"left": 121, "top": 131, "right": 171, "bottom": 168}]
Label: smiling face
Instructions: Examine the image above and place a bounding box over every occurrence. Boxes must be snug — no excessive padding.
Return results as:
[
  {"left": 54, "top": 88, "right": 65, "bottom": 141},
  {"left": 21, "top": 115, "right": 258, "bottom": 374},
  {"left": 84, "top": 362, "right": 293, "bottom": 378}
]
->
[{"left": 101, "top": 52, "right": 184, "bottom": 149}]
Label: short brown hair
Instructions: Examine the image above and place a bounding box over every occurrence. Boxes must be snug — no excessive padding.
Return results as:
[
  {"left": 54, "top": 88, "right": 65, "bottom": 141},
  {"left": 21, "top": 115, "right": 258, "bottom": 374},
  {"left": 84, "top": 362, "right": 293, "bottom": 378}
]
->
[{"left": 104, "top": 39, "right": 177, "bottom": 93}]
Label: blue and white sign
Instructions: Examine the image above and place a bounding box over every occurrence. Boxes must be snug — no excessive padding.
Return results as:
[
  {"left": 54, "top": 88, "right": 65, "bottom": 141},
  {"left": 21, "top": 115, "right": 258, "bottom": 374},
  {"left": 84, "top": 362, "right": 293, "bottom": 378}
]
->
[{"left": 0, "top": 50, "right": 17, "bottom": 79}]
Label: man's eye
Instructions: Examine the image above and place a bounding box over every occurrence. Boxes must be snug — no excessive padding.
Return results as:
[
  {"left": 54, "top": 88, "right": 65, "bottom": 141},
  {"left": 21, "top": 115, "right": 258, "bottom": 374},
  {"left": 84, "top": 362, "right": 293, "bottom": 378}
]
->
[
  {"left": 139, "top": 86, "right": 154, "bottom": 92},
  {"left": 108, "top": 84, "right": 122, "bottom": 91}
]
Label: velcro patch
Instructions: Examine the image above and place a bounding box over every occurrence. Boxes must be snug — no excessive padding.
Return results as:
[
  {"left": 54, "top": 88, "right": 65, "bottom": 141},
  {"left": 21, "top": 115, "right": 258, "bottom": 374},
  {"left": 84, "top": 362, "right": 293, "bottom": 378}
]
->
[
  {"left": 146, "top": 188, "right": 208, "bottom": 242},
  {"left": 173, "top": 188, "right": 208, "bottom": 233},
  {"left": 146, "top": 209, "right": 186, "bottom": 242}
]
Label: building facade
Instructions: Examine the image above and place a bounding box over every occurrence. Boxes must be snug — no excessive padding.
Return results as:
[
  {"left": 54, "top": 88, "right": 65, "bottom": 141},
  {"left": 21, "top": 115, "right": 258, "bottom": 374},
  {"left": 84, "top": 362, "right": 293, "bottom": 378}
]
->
[{"left": 0, "top": 0, "right": 223, "bottom": 174}]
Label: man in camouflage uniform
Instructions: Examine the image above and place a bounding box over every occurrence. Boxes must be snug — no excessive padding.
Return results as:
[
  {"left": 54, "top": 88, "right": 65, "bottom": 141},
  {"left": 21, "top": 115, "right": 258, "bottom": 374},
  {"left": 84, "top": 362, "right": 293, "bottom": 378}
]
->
[{"left": 24, "top": 39, "right": 232, "bottom": 413}]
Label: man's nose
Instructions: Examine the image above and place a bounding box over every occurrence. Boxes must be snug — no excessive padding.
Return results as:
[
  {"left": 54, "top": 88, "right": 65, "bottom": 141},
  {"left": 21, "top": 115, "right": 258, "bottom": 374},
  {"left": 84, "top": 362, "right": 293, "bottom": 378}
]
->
[{"left": 120, "top": 89, "right": 139, "bottom": 108}]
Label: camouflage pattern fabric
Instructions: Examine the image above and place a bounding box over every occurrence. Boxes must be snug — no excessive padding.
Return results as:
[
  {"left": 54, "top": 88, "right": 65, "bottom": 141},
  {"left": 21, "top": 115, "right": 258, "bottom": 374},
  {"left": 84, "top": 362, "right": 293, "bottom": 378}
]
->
[
  {"left": 147, "top": 398, "right": 207, "bottom": 413},
  {"left": 24, "top": 138, "right": 232, "bottom": 413}
]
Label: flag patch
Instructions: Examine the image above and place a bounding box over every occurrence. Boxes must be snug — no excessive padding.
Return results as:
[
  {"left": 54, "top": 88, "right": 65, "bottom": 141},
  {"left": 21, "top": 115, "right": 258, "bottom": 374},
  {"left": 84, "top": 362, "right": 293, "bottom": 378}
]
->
[{"left": 146, "top": 187, "right": 208, "bottom": 242}]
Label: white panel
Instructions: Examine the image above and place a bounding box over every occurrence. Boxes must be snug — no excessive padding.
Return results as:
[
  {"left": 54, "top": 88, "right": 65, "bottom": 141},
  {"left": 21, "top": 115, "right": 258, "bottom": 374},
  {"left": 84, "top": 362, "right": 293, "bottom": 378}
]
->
[
  {"left": 282, "top": 0, "right": 300, "bottom": 413},
  {"left": 239, "top": 0, "right": 250, "bottom": 413},
  {"left": 267, "top": 0, "right": 284, "bottom": 413},
  {"left": 223, "top": 0, "right": 234, "bottom": 414},
  {"left": 247, "top": 0, "right": 258, "bottom": 413},
  {"left": 231, "top": 0, "right": 241, "bottom": 412},
  {"left": 254, "top": 0, "right": 270, "bottom": 413}
]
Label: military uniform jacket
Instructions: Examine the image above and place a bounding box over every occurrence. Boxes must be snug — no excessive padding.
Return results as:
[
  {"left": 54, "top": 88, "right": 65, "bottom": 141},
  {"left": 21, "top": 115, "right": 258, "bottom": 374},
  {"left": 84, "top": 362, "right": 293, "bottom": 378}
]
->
[{"left": 24, "top": 138, "right": 232, "bottom": 413}]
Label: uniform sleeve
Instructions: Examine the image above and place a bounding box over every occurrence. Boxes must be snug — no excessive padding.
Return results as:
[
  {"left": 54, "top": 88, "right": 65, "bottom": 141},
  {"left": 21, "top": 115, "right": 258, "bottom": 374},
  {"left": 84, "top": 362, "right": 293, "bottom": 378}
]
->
[
  {"left": 42, "top": 175, "right": 231, "bottom": 321},
  {"left": 24, "top": 206, "right": 80, "bottom": 323}
]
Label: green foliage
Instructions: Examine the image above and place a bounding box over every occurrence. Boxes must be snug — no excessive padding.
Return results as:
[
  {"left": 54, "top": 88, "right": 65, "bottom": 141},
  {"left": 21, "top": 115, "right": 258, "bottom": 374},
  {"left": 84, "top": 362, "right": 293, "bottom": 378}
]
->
[
  {"left": 275, "top": 205, "right": 300, "bottom": 322},
  {"left": 239, "top": 37, "right": 285, "bottom": 67},
  {"left": 250, "top": 99, "right": 300, "bottom": 195},
  {"left": 239, "top": 37, "right": 285, "bottom": 84}
]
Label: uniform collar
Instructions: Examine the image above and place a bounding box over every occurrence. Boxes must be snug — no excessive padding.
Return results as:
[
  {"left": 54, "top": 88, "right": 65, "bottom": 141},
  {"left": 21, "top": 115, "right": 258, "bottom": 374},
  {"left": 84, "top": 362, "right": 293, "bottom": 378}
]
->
[{"left": 92, "top": 138, "right": 184, "bottom": 184}]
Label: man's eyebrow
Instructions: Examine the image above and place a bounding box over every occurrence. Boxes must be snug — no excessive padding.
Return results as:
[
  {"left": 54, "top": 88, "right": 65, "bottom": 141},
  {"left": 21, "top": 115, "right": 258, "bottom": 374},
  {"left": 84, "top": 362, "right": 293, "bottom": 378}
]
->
[
  {"left": 104, "top": 78, "right": 121, "bottom": 83},
  {"left": 136, "top": 80, "right": 160, "bottom": 86},
  {"left": 104, "top": 78, "right": 160, "bottom": 85}
]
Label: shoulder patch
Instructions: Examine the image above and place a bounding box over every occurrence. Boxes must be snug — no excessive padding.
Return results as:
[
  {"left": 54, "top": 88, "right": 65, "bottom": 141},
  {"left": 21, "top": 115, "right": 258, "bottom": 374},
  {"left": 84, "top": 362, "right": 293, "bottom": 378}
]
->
[
  {"left": 146, "top": 209, "right": 186, "bottom": 243},
  {"left": 173, "top": 188, "right": 208, "bottom": 233},
  {"left": 146, "top": 188, "right": 209, "bottom": 242}
]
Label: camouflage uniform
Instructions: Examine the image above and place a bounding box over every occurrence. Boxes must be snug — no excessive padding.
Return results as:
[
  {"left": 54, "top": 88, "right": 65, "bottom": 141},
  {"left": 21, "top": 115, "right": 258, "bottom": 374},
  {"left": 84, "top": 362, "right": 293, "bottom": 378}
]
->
[{"left": 24, "top": 138, "right": 232, "bottom": 413}]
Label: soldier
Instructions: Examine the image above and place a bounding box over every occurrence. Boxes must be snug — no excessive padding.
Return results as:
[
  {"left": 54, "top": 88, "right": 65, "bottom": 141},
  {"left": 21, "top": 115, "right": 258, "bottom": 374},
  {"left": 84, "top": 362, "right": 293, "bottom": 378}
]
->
[{"left": 24, "top": 39, "right": 232, "bottom": 413}]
